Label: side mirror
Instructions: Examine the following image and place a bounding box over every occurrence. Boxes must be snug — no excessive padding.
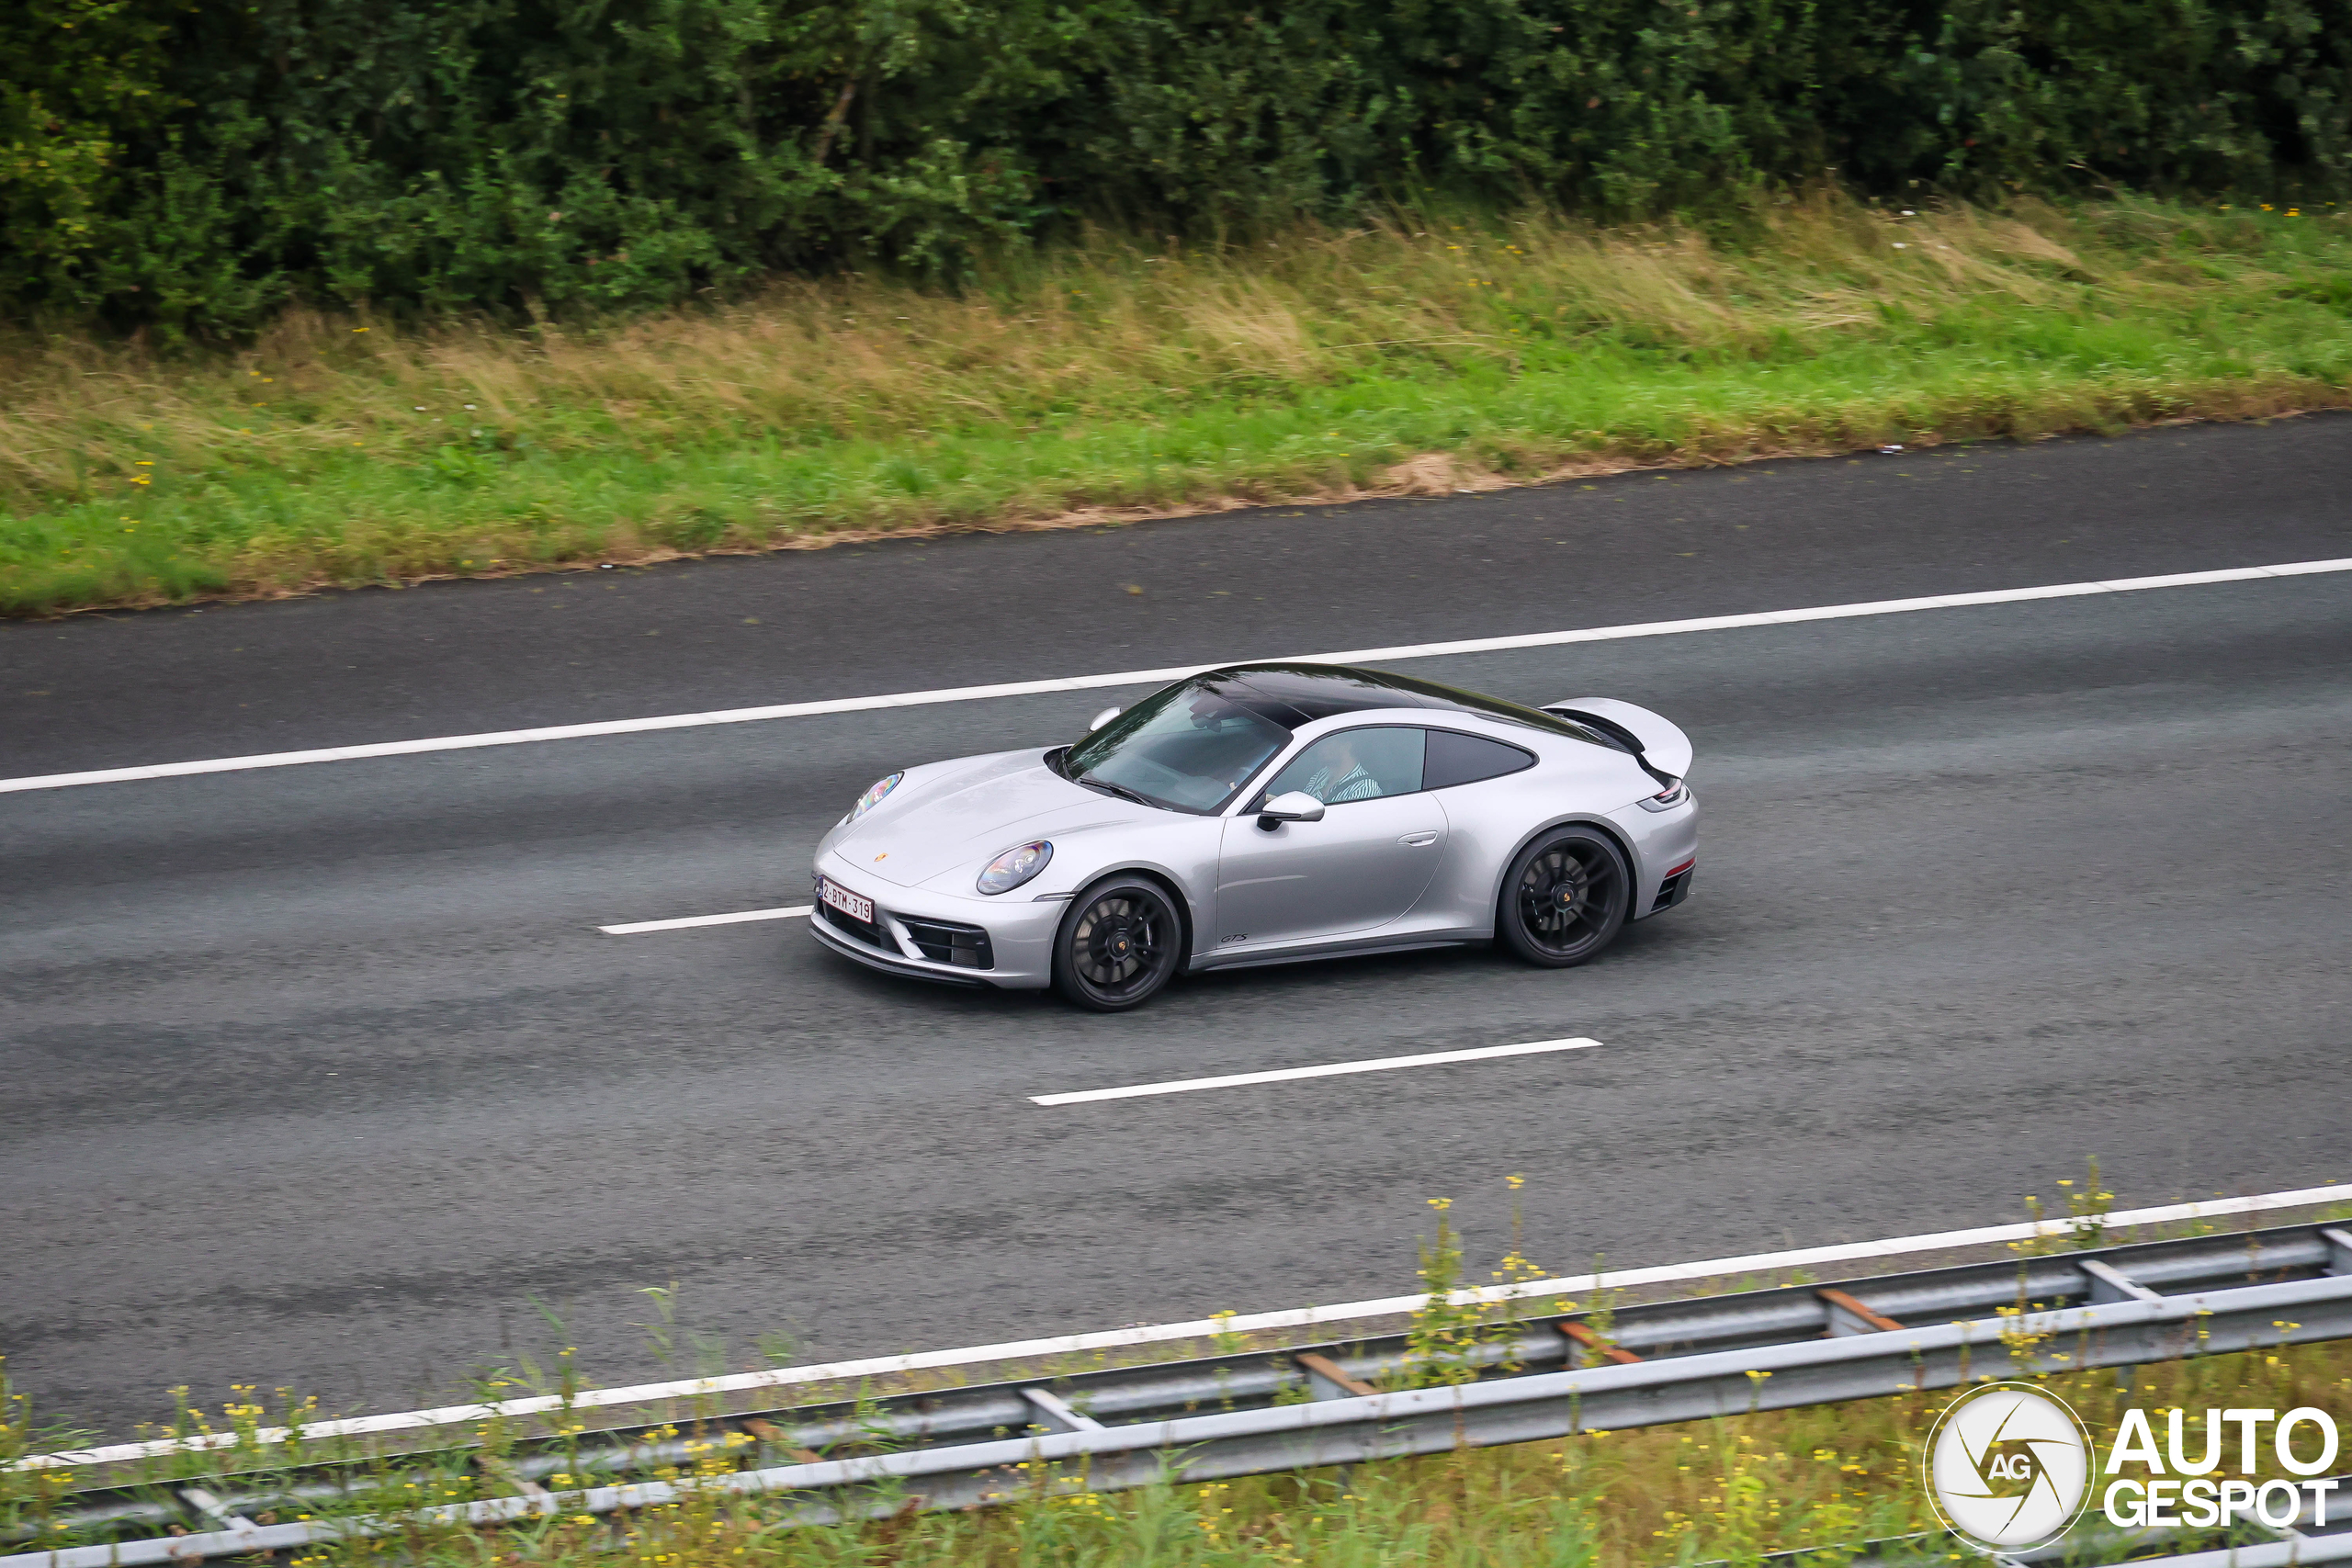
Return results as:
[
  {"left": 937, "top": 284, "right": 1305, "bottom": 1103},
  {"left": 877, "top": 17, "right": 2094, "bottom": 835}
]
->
[
  {"left": 1087, "top": 705, "right": 1121, "bottom": 732},
  {"left": 1257, "top": 790, "right": 1326, "bottom": 830}
]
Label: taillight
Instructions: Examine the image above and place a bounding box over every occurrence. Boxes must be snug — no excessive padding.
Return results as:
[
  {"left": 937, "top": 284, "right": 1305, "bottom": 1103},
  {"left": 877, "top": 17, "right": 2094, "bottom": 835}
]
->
[{"left": 1636, "top": 780, "right": 1689, "bottom": 813}]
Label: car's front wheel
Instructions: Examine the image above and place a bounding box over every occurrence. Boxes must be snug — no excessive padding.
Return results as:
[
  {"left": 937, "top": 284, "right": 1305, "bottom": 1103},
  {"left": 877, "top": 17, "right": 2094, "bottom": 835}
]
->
[
  {"left": 1498, "top": 827, "right": 1631, "bottom": 968},
  {"left": 1052, "top": 876, "right": 1184, "bottom": 1011}
]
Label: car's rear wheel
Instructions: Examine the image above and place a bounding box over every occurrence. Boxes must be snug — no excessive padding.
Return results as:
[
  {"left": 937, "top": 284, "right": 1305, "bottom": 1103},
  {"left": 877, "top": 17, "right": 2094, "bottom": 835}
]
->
[
  {"left": 1052, "top": 876, "right": 1183, "bottom": 1011},
  {"left": 1499, "top": 827, "right": 1631, "bottom": 967}
]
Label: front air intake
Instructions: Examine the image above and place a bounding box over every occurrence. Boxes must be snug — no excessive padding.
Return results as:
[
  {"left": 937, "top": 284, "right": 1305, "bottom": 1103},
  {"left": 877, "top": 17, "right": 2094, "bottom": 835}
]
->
[{"left": 897, "top": 916, "right": 996, "bottom": 970}]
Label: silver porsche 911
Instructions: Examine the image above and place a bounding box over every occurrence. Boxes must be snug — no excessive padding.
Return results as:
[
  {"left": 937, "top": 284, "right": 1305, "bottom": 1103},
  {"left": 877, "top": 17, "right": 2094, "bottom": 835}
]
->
[{"left": 810, "top": 662, "right": 1697, "bottom": 1010}]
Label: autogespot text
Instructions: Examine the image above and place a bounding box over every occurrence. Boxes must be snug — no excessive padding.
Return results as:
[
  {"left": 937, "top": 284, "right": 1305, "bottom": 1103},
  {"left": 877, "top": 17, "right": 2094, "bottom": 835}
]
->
[{"left": 2099, "top": 1406, "right": 2341, "bottom": 1529}]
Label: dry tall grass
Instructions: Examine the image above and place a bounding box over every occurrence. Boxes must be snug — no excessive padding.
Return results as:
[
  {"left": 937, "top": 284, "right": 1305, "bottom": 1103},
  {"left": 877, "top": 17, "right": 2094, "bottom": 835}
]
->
[
  {"left": 4, "top": 193, "right": 2347, "bottom": 613},
  {"left": 0, "top": 200, "right": 2120, "bottom": 497}
]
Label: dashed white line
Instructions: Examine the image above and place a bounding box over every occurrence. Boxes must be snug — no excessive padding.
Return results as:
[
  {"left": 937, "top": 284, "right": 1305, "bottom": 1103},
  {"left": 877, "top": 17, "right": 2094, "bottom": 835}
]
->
[
  {"left": 6, "top": 557, "right": 2346, "bottom": 795},
  {"left": 1029, "top": 1037, "right": 1600, "bottom": 1104},
  {"left": 599, "top": 905, "right": 811, "bottom": 935}
]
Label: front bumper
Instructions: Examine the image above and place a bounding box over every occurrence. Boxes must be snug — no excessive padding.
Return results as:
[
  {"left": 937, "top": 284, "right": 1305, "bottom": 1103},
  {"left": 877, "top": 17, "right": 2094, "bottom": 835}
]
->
[{"left": 807, "top": 856, "right": 1064, "bottom": 990}]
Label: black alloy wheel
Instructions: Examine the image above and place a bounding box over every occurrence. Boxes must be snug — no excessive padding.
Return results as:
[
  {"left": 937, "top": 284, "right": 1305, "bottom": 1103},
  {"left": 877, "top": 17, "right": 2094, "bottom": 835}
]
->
[
  {"left": 1498, "top": 826, "right": 1632, "bottom": 968},
  {"left": 1052, "top": 876, "right": 1184, "bottom": 1011}
]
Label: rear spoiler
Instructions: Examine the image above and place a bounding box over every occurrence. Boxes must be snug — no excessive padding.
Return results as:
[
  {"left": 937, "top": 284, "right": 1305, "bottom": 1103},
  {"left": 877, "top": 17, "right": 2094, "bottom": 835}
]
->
[{"left": 1542, "top": 697, "right": 1693, "bottom": 784}]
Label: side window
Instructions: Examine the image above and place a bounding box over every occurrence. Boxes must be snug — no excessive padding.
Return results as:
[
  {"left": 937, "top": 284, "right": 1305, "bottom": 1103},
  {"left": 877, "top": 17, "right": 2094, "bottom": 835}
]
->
[
  {"left": 1424, "top": 728, "right": 1536, "bottom": 790},
  {"left": 1261, "top": 727, "right": 1426, "bottom": 806}
]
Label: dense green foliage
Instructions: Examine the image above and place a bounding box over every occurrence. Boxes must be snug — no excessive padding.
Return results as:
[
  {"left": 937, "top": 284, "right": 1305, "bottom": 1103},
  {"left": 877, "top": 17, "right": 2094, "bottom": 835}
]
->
[{"left": 5, "top": 0, "right": 2350, "bottom": 332}]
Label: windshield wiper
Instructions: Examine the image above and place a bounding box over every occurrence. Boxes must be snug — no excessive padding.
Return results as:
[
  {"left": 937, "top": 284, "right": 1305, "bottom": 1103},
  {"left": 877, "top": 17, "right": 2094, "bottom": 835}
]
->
[{"left": 1075, "top": 774, "right": 1159, "bottom": 809}]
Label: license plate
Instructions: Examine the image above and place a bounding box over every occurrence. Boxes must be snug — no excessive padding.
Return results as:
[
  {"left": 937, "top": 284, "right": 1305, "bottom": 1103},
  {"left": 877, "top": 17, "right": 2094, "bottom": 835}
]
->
[{"left": 820, "top": 877, "right": 874, "bottom": 925}]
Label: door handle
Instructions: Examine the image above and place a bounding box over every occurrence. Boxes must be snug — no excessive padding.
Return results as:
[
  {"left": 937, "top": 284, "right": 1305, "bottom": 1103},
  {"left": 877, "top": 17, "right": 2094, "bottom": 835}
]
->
[{"left": 1397, "top": 830, "right": 1440, "bottom": 847}]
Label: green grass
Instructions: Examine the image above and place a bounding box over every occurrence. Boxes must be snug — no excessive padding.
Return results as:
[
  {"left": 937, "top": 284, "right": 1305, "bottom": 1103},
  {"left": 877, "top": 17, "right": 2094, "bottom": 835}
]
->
[{"left": 4, "top": 193, "right": 2350, "bottom": 616}]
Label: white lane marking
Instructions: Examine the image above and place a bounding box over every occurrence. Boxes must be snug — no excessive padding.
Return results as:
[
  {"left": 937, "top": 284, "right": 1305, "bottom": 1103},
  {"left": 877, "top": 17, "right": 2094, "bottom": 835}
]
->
[
  {"left": 7, "top": 557, "right": 2348, "bottom": 796},
  {"left": 600, "top": 906, "right": 811, "bottom": 935},
  {"left": 1030, "top": 1037, "right": 1599, "bottom": 1105},
  {"left": 20, "top": 1179, "right": 2351, "bottom": 1471}
]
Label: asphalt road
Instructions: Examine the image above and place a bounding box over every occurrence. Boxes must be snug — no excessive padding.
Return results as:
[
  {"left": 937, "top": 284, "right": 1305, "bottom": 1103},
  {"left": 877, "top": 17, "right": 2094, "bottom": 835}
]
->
[{"left": 4, "top": 416, "right": 2349, "bottom": 1438}]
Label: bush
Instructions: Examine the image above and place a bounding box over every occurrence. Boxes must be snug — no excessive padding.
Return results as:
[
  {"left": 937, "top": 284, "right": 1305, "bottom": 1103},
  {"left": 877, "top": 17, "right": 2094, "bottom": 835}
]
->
[{"left": 5, "top": 0, "right": 2349, "bottom": 335}]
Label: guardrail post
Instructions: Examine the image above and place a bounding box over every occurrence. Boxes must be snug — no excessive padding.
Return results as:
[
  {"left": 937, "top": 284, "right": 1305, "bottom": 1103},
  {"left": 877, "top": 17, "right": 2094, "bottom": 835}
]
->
[
  {"left": 1296, "top": 1353, "right": 1381, "bottom": 1400},
  {"left": 2082, "top": 1260, "right": 2163, "bottom": 1305},
  {"left": 741, "top": 1418, "right": 825, "bottom": 1463},
  {"left": 2324, "top": 1227, "right": 2352, "bottom": 1277},
  {"left": 1816, "top": 1289, "right": 1905, "bottom": 1337},
  {"left": 2082, "top": 1259, "right": 2165, "bottom": 1393},
  {"left": 176, "top": 1491, "right": 254, "bottom": 1534},
  {"left": 1558, "top": 1322, "right": 1642, "bottom": 1368},
  {"left": 475, "top": 1454, "right": 553, "bottom": 1502},
  {"left": 1018, "top": 1389, "right": 1103, "bottom": 1434}
]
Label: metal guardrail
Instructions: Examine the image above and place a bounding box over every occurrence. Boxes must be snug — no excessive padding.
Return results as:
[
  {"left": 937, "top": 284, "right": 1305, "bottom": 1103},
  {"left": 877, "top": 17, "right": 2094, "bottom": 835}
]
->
[{"left": 10, "top": 1222, "right": 2352, "bottom": 1567}]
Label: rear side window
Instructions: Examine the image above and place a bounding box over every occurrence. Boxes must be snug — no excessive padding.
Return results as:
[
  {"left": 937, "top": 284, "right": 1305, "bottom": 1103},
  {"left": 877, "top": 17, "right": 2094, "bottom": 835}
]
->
[{"left": 1424, "top": 729, "right": 1536, "bottom": 790}]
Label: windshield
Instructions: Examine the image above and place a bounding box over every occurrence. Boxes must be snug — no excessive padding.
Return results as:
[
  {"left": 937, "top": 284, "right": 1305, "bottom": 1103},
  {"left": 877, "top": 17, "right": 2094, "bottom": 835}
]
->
[{"left": 1063, "top": 678, "right": 1291, "bottom": 813}]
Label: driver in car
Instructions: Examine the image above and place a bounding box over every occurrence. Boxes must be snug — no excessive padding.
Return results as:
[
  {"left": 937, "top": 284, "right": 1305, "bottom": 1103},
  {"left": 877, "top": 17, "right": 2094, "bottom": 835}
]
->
[{"left": 1301, "top": 733, "right": 1386, "bottom": 804}]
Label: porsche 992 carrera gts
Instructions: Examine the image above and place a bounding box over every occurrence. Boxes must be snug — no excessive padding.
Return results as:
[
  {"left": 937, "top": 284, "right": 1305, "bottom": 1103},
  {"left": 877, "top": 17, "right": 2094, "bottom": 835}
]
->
[{"left": 811, "top": 662, "right": 1696, "bottom": 1010}]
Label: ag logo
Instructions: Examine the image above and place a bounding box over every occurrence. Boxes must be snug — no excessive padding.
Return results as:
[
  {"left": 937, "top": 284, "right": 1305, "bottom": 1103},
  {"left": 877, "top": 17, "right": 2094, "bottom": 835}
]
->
[{"left": 1922, "top": 1382, "right": 2093, "bottom": 1550}]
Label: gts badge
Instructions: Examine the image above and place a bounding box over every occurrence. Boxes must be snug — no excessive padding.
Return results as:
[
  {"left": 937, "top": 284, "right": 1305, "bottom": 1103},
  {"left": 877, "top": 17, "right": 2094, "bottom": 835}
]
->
[{"left": 1219, "top": 933, "right": 1250, "bottom": 944}]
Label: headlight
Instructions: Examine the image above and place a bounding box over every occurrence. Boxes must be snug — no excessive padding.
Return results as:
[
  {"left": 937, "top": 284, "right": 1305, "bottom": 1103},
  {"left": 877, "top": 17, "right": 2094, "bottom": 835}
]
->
[
  {"left": 845, "top": 772, "right": 904, "bottom": 826},
  {"left": 977, "top": 840, "right": 1052, "bottom": 896}
]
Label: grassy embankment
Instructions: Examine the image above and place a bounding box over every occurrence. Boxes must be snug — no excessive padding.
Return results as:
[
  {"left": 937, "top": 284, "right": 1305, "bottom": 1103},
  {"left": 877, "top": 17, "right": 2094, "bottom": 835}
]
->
[{"left": 3, "top": 193, "right": 2349, "bottom": 617}]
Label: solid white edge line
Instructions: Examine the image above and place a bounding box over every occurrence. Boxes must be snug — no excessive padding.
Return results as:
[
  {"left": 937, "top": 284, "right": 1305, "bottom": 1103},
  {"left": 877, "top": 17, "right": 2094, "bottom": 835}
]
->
[
  {"left": 599, "top": 906, "right": 812, "bottom": 935},
  {"left": 22, "top": 1179, "right": 2351, "bottom": 1471},
  {"left": 8, "top": 558, "right": 2349, "bottom": 796},
  {"left": 1030, "top": 1037, "right": 1600, "bottom": 1104}
]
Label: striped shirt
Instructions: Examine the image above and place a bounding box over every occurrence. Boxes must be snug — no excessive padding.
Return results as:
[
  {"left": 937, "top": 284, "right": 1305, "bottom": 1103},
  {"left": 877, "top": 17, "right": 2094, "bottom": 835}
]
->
[{"left": 1305, "top": 763, "right": 1384, "bottom": 803}]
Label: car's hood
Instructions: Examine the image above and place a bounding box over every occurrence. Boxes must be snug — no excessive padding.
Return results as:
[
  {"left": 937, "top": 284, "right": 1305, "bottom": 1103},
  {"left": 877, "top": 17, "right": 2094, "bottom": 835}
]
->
[{"left": 832, "top": 750, "right": 1154, "bottom": 888}]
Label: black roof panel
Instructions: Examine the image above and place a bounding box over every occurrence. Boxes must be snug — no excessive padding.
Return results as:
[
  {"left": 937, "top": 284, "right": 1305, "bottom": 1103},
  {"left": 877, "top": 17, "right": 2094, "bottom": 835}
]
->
[
  {"left": 1202, "top": 662, "right": 1606, "bottom": 744},
  {"left": 1218, "top": 663, "right": 1429, "bottom": 725}
]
